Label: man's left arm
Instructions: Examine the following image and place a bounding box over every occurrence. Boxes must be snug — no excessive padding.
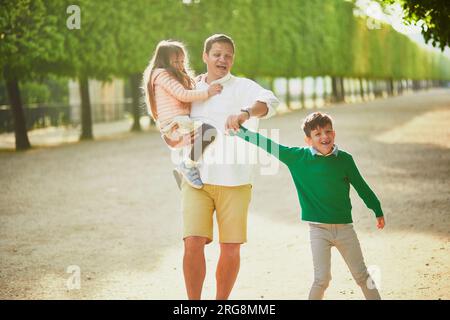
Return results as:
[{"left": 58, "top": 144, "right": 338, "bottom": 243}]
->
[
  {"left": 225, "top": 80, "right": 279, "bottom": 132},
  {"left": 225, "top": 101, "right": 271, "bottom": 132}
]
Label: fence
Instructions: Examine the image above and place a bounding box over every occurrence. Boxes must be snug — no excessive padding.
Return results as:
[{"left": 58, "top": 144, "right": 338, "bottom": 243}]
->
[{"left": 0, "top": 102, "right": 135, "bottom": 133}]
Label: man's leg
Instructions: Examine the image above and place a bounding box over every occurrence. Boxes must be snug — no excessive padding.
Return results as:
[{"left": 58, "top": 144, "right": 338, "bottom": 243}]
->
[
  {"left": 308, "top": 224, "right": 333, "bottom": 300},
  {"left": 183, "top": 236, "right": 209, "bottom": 300},
  {"left": 181, "top": 179, "right": 215, "bottom": 300},
  {"left": 335, "top": 225, "right": 381, "bottom": 300},
  {"left": 214, "top": 184, "right": 251, "bottom": 300},
  {"left": 216, "top": 243, "right": 241, "bottom": 300}
]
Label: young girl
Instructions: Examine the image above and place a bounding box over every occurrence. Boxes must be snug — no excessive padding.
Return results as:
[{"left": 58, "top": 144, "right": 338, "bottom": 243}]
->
[{"left": 143, "top": 40, "right": 222, "bottom": 189}]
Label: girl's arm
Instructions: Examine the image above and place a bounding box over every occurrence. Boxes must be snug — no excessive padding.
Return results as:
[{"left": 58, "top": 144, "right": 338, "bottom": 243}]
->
[
  {"left": 235, "top": 126, "right": 298, "bottom": 165},
  {"left": 156, "top": 71, "right": 209, "bottom": 103}
]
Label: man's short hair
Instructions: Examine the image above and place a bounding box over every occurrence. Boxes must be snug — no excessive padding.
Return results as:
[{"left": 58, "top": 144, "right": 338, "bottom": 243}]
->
[
  {"left": 302, "top": 112, "right": 334, "bottom": 137},
  {"left": 204, "top": 34, "right": 235, "bottom": 54}
]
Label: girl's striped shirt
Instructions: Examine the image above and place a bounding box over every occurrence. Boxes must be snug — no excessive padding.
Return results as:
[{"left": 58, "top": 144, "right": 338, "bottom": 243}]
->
[{"left": 150, "top": 68, "right": 208, "bottom": 122}]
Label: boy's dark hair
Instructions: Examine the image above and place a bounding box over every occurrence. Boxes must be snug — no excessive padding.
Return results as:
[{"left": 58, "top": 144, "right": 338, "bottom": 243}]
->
[
  {"left": 204, "top": 34, "right": 235, "bottom": 54},
  {"left": 302, "top": 112, "right": 333, "bottom": 137}
]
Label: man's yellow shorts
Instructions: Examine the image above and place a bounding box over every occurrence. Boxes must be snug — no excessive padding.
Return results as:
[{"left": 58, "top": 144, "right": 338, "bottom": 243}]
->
[{"left": 181, "top": 180, "right": 252, "bottom": 244}]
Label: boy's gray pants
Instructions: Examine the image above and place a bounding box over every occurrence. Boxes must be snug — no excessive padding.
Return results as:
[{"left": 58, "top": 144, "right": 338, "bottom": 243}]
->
[{"left": 308, "top": 223, "right": 381, "bottom": 300}]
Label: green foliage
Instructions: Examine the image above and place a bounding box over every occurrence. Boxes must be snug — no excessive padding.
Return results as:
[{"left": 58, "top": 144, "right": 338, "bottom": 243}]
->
[
  {"left": 377, "top": 0, "right": 449, "bottom": 51},
  {"left": 19, "top": 82, "right": 50, "bottom": 104},
  {"left": 0, "top": 0, "right": 65, "bottom": 80},
  {"left": 0, "top": 76, "right": 69, "bottom": 106},
  {"left": 1, "top": 0, "right": 450, "bottom": 84}
]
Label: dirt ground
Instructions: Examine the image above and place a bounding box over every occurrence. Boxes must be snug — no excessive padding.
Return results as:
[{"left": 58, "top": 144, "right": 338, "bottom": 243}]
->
[{"left": 0, "top": 89, "right": 449, "bottom": 300}]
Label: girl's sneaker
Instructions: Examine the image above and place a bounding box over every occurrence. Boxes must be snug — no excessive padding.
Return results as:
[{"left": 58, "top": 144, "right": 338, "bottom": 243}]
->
[{"left": 174, "top": 162, "right": 203, "bottom": 189}]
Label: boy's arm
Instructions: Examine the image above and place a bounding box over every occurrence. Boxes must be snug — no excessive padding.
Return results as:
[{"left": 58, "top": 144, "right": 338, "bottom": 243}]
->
[
  {"left": 157, "top": 71, "right": 208, "bottom": 103},
  {"left": 235, "top": 126, "right": 297, "bottom": 165},
  {"left": 347, "top": 155, "right": 384, "bottom": 218}
]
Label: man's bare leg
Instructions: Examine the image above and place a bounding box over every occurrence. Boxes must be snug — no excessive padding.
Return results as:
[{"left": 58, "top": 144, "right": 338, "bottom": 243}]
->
[
  {"left": 216, "top": 243, "right": 241, "bottom": 300},
  {"left": 183, "top": 236, "right": 208, "bottom": 300}
]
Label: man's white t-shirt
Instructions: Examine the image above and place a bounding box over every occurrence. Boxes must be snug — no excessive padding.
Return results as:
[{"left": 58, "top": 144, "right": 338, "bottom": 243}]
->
[{"left": 189, "top": 73, "right": 279, "bottom": 186}]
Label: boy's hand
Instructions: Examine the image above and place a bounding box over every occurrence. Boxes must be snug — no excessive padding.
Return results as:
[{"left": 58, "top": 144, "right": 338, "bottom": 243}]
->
[
  {"left": 376, "top": 216, "right": 385, "bottom": 229},
  {"left": 225, "top": 112, "right": 249, "bottom": 134}
]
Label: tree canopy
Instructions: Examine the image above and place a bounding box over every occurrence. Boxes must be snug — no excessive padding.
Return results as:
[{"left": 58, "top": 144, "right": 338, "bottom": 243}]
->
[{"left": 377, "top": 0, "right": 449, "bottom": 51}]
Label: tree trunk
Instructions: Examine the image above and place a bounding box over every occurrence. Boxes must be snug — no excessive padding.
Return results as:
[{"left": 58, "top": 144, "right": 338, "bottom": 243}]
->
[
  {"left": 323, "top": 77, "right": 328, "bottom": 105},
  {"left": 312, "top": 77, "right": 317, "bottom": 108},
  {"left": 4, "top": 73, "right": 31, "bottom": 151},
  {"left": 331, "top": 77, "right": 338, "bottom": 103},
  {"left": 269, "top": 77, "right": 275, "bottom": 93},
  {"left": 388, "top": 78, "right": 394, "bottom": 96},
  {"left": 359, "top": 78, "right": 365, "bottom": 101},
  {"left": 79, "top": 76, "right": 94, "bottom": 140},
  {"left": 300, "top": 78, "right": 305, "bottom": 109},
  {"left": 373, "top": 80, "right": 381, "bottom": 97},
  {"left": 285, "top": 78, "right": 291, "bottom": 109},
  {"left": 129, "top": 73, "right": 142, "bottom": 132},
  {"left": 366, "top": 79, "right": 370, "bottom": 98},
  {"left": 339, "top": 77, "right": 345, "bottom": 102}
]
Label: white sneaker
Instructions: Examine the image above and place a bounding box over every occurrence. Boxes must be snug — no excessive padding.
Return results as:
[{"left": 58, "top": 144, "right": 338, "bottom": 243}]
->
[{"left": 174, "top": 162, "right": 203, "bottom": 189}]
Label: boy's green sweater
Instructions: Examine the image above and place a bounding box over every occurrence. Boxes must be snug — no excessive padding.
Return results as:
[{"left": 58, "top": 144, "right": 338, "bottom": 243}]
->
[{"left": 237, "top": 127, "right": 383, "bottom": 223}]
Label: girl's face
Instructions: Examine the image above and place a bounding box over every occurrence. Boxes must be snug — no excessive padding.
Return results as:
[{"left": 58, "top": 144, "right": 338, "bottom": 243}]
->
[{"left": 170, "top": 52, "right": 185, "bottom": 72}]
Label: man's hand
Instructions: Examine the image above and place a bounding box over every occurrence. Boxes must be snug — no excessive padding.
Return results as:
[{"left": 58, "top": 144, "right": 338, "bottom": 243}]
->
[
  {"left": 225, "top": 112, "right": 249, "bottom": 133},
  {"left": 376, "top": 216, "right": 385, "bottom": 229}
]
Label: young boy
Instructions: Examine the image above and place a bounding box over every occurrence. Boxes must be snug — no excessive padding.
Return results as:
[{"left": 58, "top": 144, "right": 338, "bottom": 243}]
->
[{"left": 234, "top": 112, "right": 385, "bottom": 300}]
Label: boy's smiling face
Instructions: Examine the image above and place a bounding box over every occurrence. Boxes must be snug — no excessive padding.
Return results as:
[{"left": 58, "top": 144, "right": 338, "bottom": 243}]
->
[{"left": 305, "top": 123, "right": 336, "bottom": 156}]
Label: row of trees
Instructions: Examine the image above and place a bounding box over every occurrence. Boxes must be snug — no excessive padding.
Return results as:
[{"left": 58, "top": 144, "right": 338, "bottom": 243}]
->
[{"left": 1, "top": 0, "right": 450, "bottom": 150}]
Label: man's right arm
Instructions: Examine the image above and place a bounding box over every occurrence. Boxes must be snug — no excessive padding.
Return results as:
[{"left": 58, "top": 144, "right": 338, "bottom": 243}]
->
[{"left": 235, "top": 126, "right": 297, "bottom": 165}]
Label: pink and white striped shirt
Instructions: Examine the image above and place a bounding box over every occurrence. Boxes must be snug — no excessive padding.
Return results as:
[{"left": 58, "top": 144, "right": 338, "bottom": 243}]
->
[{"left": 150, "top": 68, "right": 208, "bottom": 123}]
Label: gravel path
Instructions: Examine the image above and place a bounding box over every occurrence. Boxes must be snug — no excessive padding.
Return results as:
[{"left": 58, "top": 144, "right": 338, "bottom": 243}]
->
[{"left": 1, "top": 89, "right": 449, "bottom": 299}]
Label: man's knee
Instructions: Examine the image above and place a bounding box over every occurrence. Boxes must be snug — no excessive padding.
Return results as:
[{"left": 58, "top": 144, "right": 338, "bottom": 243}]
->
[
  {"left": 220, "top": 243, "right": 241, "bottom": 258},
  {"left": 184, "top": 236, "right": 208, "bottom": 254}
]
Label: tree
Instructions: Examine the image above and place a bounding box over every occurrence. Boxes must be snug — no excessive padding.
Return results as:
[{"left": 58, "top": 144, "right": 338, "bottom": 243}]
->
[
  {"left": 377, "top": 0, "right": 449, "bottom": 51},
  {"left": 61, "top": 0, "right": 119, "bottom": 140},
  {"left": 3, "top": 0, "right": 450, "bottom": 152},
  {"left": 0, "top": 0, "right": 66, "bottom": 150},
  {"left": 113, "top": 0, "right": 185, "bottom": 132}
]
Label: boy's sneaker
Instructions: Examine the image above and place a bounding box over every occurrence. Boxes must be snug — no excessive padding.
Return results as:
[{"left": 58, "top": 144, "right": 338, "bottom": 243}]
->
[{"left": 174, "top": 162, "right": 203, "bottom": 189}]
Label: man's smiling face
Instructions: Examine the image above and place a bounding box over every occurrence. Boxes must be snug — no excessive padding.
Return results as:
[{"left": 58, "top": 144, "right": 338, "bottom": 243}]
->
[{"left": 203, "top": 42, "right": 234, "bottom": 82}]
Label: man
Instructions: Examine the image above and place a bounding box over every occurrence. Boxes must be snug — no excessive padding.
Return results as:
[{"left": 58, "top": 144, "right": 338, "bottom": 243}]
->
[{"left": 179, "top": 34, "right": 279, "bottom": 300}]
